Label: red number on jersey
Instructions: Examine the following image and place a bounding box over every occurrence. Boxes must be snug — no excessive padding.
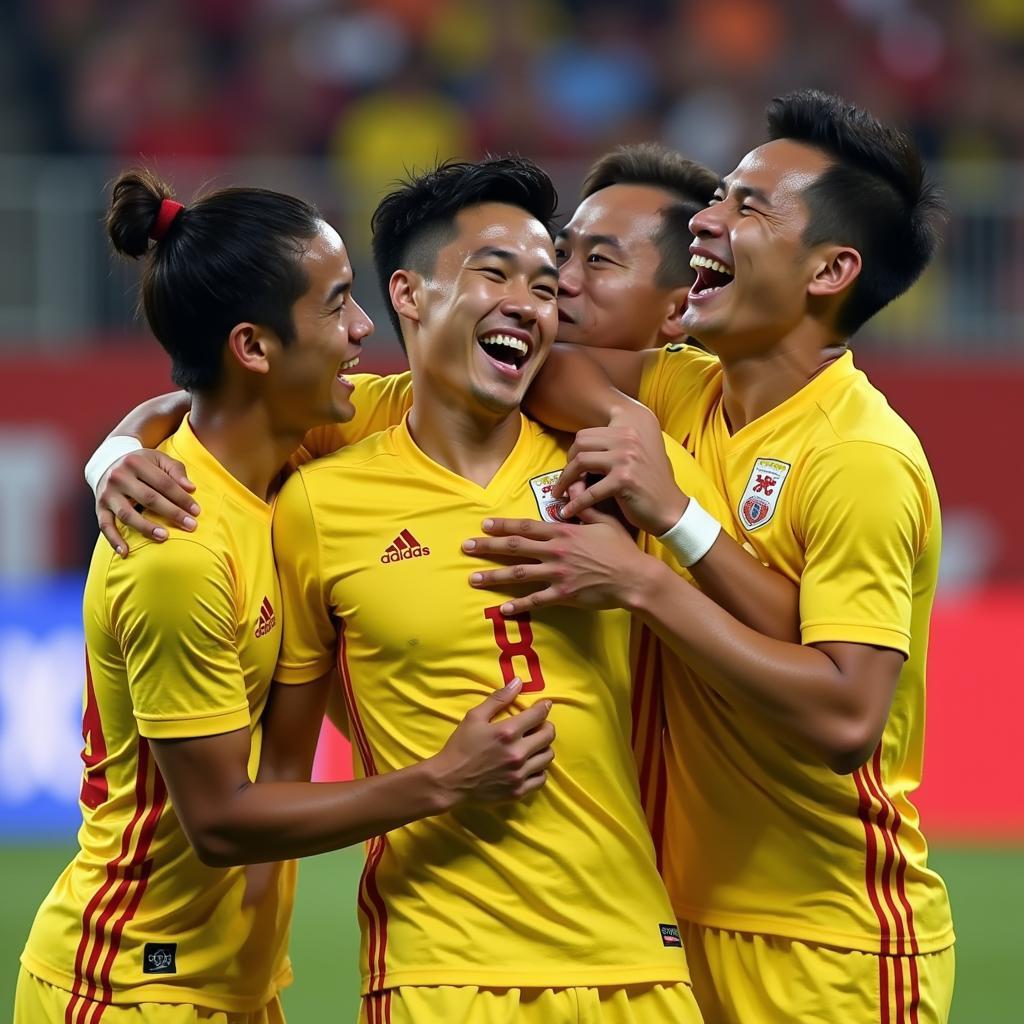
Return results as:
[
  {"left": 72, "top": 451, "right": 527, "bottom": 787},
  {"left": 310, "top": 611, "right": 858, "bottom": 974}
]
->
[
  {"left": 484, "top": 606, "right": 547, "bottom": 693},
  {"left": 80, "top": 654, "right": 109, "bottom": 809}
]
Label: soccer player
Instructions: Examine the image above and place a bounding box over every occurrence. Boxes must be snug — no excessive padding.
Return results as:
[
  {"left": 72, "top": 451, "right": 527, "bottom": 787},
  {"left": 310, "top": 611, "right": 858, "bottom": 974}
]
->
[
  {"left": 466, "top": 92, "right": 956, "bottom": 1022},
  {"left": 17, "top": 172, "right": 555, "bottom": 1024},
  {"left": 272, "top": 156, "right": 708, "bottom": 1023}
]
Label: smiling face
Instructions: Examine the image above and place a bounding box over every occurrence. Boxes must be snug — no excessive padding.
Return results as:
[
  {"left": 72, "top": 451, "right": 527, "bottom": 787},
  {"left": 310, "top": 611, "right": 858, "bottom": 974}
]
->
[
  {"left": 267, "top": 222, "right": 373, "bottom": 431},
  {"left": 555, "top": 184, "right": 691, "bottom": 351},
  {"left": 683, "top": 139, "right": 837, "bottom": 355},
  {"left": 397, "top": 202, "right": 559, "bottom": 417}
]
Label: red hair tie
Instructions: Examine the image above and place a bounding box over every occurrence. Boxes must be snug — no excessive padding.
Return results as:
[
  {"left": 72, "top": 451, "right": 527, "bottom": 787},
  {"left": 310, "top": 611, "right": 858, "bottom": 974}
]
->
[{"left": 150, "top": 199, "right": 184, "bottom": 242}]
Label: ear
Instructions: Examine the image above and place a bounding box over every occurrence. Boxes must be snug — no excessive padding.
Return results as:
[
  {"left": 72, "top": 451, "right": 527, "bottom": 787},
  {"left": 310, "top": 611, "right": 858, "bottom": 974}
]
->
[
  {"left": 389, "top": 269, "right": 422, "bottom": 327},
  {"left": 658, "top": 285, "right": 690, "bottom": 341},
  {"left": 226, "top": 322, "right": 273, "bottom": 376},
  {"left": 807, "top": 246, "right": 862, "bottom": 299}
]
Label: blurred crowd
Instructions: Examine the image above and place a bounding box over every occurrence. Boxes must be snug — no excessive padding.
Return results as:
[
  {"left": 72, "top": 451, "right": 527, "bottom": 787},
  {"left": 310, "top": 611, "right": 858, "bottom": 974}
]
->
[{"left": 5, "top": 0, "right": 1024, "bottom": 182}]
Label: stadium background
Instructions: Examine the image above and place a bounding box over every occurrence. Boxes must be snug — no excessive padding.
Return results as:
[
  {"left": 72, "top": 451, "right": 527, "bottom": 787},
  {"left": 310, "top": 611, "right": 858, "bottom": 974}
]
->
[{"left": 1, "top": 0, "right": 1021, "bottom": 1020}]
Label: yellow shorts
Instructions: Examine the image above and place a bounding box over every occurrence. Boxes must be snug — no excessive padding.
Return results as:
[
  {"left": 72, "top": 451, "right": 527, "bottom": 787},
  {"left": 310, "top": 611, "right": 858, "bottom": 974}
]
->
[
  {"left": 681, "top": 922, "right": 955, "bottom": 1024},
  {"left": 359, "top": 983, "right": 701, "bottom": 1023},
  {"left": 14, "top": 967, "right": 286, "bottom": 1024}
]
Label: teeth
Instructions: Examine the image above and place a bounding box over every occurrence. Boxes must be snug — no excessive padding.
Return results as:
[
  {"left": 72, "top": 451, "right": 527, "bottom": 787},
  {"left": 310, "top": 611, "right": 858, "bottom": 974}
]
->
[
  {"left": 339, "top": 356, "right": 360, "bottom": 371},
  {"left": 479, "top": 333, "right": 528, "bottom": 356},
  {"left": 689, "top": 254, "right": 734, "bottom": 277}
]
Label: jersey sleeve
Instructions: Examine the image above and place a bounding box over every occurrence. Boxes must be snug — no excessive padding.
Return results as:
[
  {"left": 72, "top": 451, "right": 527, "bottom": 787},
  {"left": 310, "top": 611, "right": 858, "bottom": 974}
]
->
[
  {"left": 289, "top": 371, "right": 413, "bottom": 469},
  {"left": 638, "top": 344, "right": 717, "bottom": 434},
  {"left": 797, "top": 441, "right": 932, "bottom": 654},
  {"left": 272, "top": 470, "right": 338, "bottom": 683},
  {"left": 107, "top": 541, "right": 251, "bottom": 740}
]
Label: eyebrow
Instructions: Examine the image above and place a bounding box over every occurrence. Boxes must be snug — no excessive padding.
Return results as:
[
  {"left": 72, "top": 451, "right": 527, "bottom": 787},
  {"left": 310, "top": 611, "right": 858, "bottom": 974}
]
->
[
  {"left": 468, "top": 246, "right": 559, "bottom": 281},
  {"left": 324, "top": 279, "right": 351, "bottom": 306},
  {"left": 554, "top": 229, "right": 626, "bottom": 253}
]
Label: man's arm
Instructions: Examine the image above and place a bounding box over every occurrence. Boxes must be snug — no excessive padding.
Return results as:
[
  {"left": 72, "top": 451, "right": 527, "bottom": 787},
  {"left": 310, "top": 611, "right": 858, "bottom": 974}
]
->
[
  {"left": 525, "top": 343, "right": 653, "bottom": 431},
  {"left": 464, "top": 512, "right": 898, "bottom": 774},
  {"left": 151, "top": 677, "right": 555, "bottom": 867},
  {"left": 91, "top": 391, "right": 196, "bottom": 554}
]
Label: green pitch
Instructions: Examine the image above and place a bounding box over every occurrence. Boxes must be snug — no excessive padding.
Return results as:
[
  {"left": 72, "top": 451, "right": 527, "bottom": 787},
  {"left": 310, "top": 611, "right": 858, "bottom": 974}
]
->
[{"left": 3, "top": 844, "right": 1019, "bottom": 1021}]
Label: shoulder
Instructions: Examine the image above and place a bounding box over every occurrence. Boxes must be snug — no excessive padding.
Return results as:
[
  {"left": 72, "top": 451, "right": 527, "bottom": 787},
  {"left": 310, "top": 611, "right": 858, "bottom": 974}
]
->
[{"left": 299, "top": 426, "right": 401, "bottom": 480}]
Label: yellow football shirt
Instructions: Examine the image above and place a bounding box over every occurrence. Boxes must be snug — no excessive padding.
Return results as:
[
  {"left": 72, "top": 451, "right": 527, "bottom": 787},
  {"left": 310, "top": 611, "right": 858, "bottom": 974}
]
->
[
  {"left": 22, "top": 417, "right": 295, "bottom": 1011},
  {"left": 638, "top": 344, "right": 954, "bottom": 955},
  {"left": 291, "top": 371, "right": 413, "bottom": 467},
  {"left": 273, "top": 413, "right": 690, "bottom": 994}
]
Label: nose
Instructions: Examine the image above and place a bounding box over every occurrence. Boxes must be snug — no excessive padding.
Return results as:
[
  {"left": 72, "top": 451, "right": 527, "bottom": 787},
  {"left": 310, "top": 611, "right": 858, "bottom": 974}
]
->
[
  {"left": 350, "top": 299, "right": 374, "bottom": 341},
  {"left": 689, "top": 203, "right": 724, "bottom": 239},
  {"left": 499, "top": 279, "right": 538, "bottom": 324},
  {"left": 557, "top": 253, "right": 582, "bottom": 296}
]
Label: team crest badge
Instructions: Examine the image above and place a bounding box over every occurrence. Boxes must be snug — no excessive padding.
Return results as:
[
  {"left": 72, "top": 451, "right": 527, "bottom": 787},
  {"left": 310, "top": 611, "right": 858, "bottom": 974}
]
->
[
  {"left": 738, "top": 457, "right": 791, "bottom": 531},
  {"left": 529, "top": 470, "right": 569, "bottom": 523}
]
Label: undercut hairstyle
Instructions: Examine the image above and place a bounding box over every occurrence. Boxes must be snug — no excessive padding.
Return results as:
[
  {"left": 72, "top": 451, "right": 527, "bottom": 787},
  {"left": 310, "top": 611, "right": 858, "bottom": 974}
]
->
[
  {"left": 371, "top": 156, "right": 559, "bottom": 343},
  {"left": 106, "top": 169, "right": 321, "bottom": 392},
  {"left": 766, "top": 89, "right": 946, "bottom": 336},
  {"left": 581, "top": 143, "right": 720, "bottom": 289}
]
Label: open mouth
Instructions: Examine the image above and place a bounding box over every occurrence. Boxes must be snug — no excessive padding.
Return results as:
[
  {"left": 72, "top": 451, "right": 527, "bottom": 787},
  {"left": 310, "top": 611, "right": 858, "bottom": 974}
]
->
[
  {"left": 476, "top": 330, "right": 530, "bottom": 372},
  {"left": 336, "top": 354, "right": 360, "bottom": 384},
  {"left": 689, "top": 253, "right": 734, "bottom": 298}
]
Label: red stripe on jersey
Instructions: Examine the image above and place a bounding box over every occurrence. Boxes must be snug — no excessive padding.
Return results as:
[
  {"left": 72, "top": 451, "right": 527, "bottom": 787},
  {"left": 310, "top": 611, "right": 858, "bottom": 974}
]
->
[
  {"left": 859, "top": 752, "right": 908, "bottom": 954},
  {"left": 879, "top": 952, "right": 891, "bottom": 1024},
  {"left": 869, "top": 746, "right": 920, "bottom": 954},
  {"left": 630, "top": 626, "right": 652, "bottom": 748},
  {"left": 853, "top": 767, "right": 892, "bottom": 951},
  {"left": 908, "top": 952, "right": 921, "bottom": 1024},
  {"left": 892, "top": 950, "right": 909, "bottom": 1024},
  {"left": 338, "top": 624, "right": 389, "bottom": 992},
  {"left": 384, "top": 988, "right": 392, "bottom": 1023},
  {"left": 67, "top": 736, "right": 152, "bottom": 1021},
  {"left": 92, "top": 755, "right": 168, "bottom": 1007}
]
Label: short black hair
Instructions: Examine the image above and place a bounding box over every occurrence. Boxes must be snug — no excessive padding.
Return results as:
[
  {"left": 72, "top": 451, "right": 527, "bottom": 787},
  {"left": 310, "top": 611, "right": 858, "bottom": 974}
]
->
[
  {"left": 107, "top": 169, "right": 321, "bottom": 392},
  {"left": 766, "top": 89, "right": 946, "bottom": 336},
  {"left": 371, "top": 156, "right": 559, "bottom": 343},
  {"left": 581, "top": 143, "right": 720, "bottom": 289}
]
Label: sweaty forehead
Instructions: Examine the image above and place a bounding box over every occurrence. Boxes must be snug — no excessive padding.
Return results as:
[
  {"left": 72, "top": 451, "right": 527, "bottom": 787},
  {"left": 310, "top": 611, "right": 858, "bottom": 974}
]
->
[
  {"left": 566, "top": 184, "right": 672, "bottom": 238},
  {"left": 450, "top": 202, "right": 554, "bottom": 259},
  {"left": 728, "top": 139, "right": 832, "bottom": 203}
]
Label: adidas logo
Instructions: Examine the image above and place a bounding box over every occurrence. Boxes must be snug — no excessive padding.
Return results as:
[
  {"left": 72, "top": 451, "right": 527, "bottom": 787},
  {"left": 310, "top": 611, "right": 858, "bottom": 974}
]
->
[
  {"left": 380, "top": 529, "right": 431, "bottom": 565},
  {"left": 254, "top": 596, "right": 277, "bottom": 638}
]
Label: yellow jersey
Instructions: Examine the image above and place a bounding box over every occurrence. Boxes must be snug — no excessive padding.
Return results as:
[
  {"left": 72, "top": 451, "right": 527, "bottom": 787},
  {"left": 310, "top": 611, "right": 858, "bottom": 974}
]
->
[
  {"left": 638, "top": 344, "right": 954, "bottom": 955},
  {"left": 292, "top": 371, "right": 413, "bottom": 467},
  {"left": 22, "top": 418, "right": 295, "bottom": 1012},
  {"left": 272, "top": 414, "right": 691, "bottom": 994}
]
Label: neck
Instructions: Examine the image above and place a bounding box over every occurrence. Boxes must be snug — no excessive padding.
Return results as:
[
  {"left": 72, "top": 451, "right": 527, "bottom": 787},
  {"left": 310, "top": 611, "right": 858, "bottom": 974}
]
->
[
  {"left": 407, "top": 384, "right": 522, "bottom": 488},
  {"left": 190, "top": 392, "right": 305, "bottom": 501},
  {"left": 715, "top": 324, "right": 847, "bottom": 433}
]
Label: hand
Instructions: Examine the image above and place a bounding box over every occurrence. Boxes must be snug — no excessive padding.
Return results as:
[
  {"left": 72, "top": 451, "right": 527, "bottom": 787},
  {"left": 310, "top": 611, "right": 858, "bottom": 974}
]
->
[
  {"left": 97, "top": 450, "right": 200, "bottom": 556},
  {"left": 463, "top": 509, "right": 653, "bottom": 615},
  {"left": 554, "top": 403, "right": 687, "bottom": 535},
  {"left": 432, "top": 679, "right": 555, "bottom": 804}
]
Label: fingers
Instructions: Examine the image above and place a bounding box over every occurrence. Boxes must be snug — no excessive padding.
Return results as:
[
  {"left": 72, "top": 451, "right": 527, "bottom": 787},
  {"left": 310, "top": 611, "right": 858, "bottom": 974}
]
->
[
  {"left": 470, "top": 677, "right": 523, "bottom": 721},
  {"left": 553, "top": 451, "right": 614, "bottom": 497},
  {"left": 507, "top": 698, "right": 553, "bottom": 737},
  {"left": 560, "top": 476, "right": 617, "bottom": 520},
  {"left": 469, "top": 564, "right": 551, "bottom": 589},
  {"left": 156, "top": 454, "right": 197, "bottom": 494},
  {"left": 479, "top": 518, "right": 562, "bottom": 540},
  {"left": 521, "top": 746, "right": 555, "bottom": 777},
  {"left": 490, "top": 589, "right": 560, "bottom": 617},
  {"left": 108, "top": 501, "right": 169, "bottom": 543},
  {"left": 514, "top": 770, "right": 549, "bottom": 797},
  {"left": 132, "top": 458, "right": 200, "bottom": 523},
  {"left": 519, "top": 718, "right": 556, "bottom": 754},
  {"left": 98, "top": 510, "right": 129, "bottom": 558},
  {"left": 462, "top": 534, "right": 550, "bottom": 560}
]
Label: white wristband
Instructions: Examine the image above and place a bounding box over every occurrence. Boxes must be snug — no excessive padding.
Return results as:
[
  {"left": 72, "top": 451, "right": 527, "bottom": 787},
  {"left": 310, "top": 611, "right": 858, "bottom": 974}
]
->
[
  {"left": 656, "top": 497, "right": 722, "bottom": 568},
  {"left": 84, "top": 436, "right": 143, "bottom": 495}
]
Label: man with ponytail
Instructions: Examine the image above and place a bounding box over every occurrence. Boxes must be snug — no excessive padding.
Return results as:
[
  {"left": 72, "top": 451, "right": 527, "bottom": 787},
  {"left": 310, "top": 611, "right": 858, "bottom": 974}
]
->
[{"left": 16, "top": 171, "right": 555, "bottom": 1024}]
